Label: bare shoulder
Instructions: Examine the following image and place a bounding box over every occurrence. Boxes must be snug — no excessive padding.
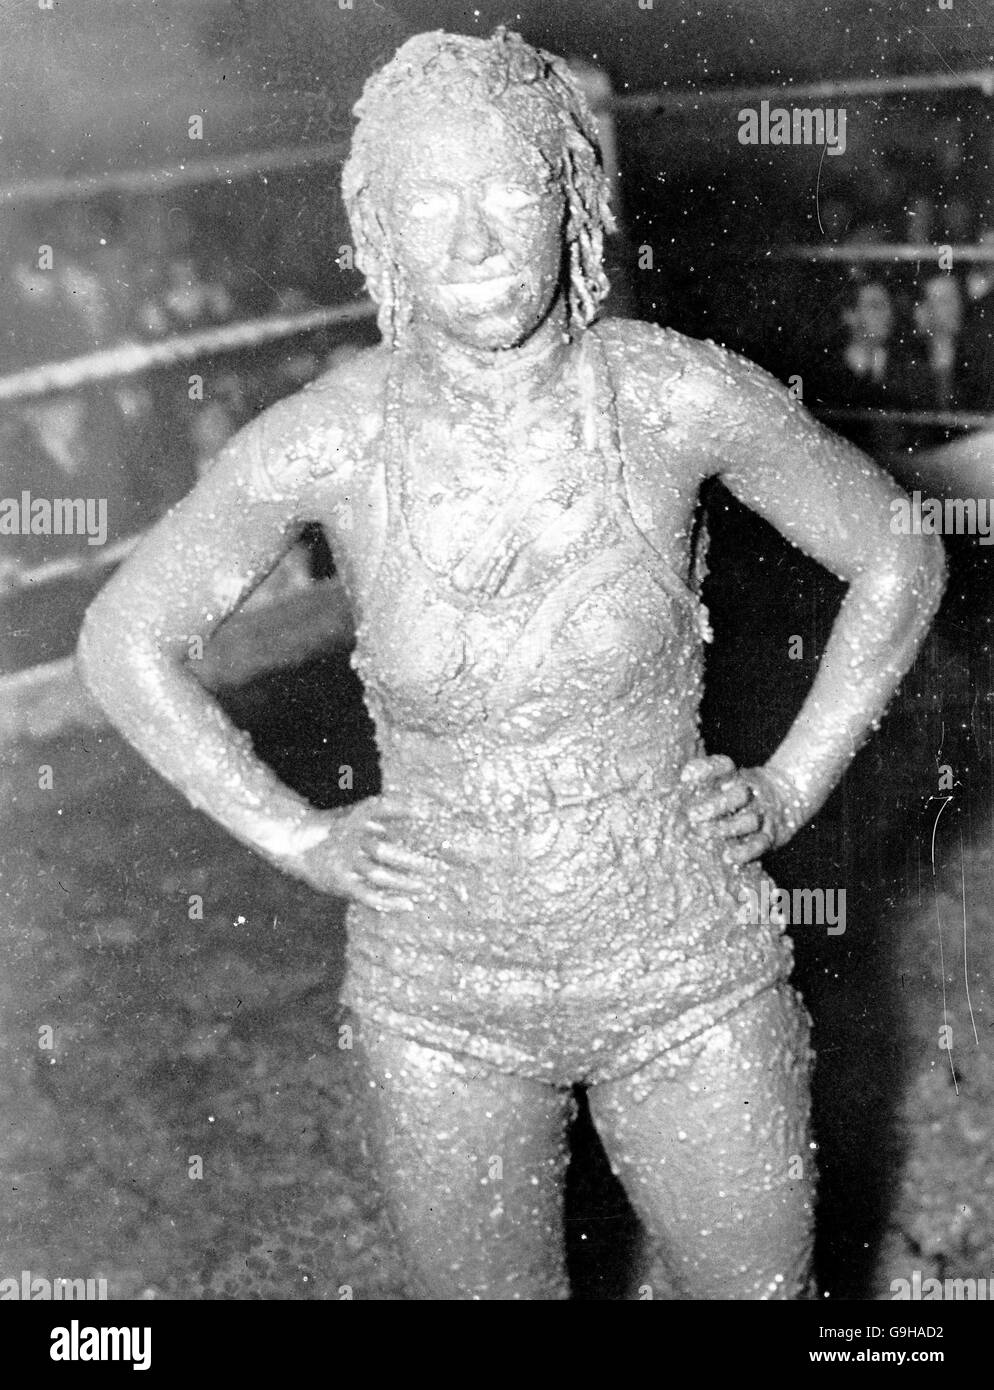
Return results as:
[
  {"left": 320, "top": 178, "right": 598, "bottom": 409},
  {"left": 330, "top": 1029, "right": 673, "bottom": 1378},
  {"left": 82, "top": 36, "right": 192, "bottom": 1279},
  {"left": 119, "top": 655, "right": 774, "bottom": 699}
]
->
[
  {"left": 249, "top": 343, "right": 391, "bottom": 503},
  {"left": 594, "top": 317, "right": 798, "bottom": 481},
  {"left": 595, "top": 317, "right": 787, "bottom": 419},
  {"left": 307, "top": 341, "right": 393, "bottom": 411}
]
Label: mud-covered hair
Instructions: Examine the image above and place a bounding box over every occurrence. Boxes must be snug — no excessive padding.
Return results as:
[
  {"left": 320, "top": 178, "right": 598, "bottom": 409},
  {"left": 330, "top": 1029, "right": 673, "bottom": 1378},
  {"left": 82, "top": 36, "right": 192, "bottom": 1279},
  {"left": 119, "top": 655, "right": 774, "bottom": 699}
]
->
[{"left": 341, "top": 27, "right": 615, "bottom": 343}]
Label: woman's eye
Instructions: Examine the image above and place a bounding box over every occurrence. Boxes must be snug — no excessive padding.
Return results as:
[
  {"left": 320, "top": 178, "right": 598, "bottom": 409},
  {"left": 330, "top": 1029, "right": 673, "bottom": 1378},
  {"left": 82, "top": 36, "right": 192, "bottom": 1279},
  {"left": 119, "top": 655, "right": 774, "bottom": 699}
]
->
[
  {"left": 490, "top": 184, "right": 538, "bottom": 211},
  {"left": 408, "top": 192, "right": 451, "bottom": 218}
]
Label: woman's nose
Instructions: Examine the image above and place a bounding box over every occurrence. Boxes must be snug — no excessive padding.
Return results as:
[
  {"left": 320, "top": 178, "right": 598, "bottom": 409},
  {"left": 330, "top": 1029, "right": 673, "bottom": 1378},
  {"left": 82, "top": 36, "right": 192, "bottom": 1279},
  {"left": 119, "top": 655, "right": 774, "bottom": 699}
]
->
[{"left": 449, "top": 199, "right": 500, "bottom": 266}]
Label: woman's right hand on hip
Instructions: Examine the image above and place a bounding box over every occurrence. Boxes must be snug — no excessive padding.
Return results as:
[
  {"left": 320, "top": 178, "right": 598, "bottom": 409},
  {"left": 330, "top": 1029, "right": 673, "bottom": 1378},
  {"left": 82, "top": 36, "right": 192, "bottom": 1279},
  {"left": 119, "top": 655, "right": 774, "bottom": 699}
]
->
[{"left": 286, "top": 796, "right": 436, "bottom": 911}]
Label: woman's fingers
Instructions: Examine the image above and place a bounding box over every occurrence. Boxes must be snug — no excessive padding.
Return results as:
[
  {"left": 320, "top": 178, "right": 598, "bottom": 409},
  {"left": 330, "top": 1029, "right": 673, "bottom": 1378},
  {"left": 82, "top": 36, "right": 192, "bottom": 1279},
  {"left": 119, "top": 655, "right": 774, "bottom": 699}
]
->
[
  {"left": 722, "top": 832, "right": 771, "bottom": 865},
  {"left": 365, "top": 810, "right": 474, "bottom": 868},
  {"left": 363, "top": 862, "right": 430, "bottom": 893},
  {"left": 351, "top": 880, "right": 416, "bottom": 913},
  {"left": 356, "top": 845, "right": 429, "bottom": 893},
  {"left": 366, "top": 831, "right": 469, "bottom": 872},
  {"left": 688, "top": 779, "right": 753, "bottom": 821},
  {"left": 679, "top": 759, "right": 784, "bottom": 866},
  {"left": 713, "top": 808, "right": 763, "bottom": 838},
  {"left": 680, "top": 753, "right": 736, "bottom": 786},
  {"left": 366, "top": 838, "right": 435, "bottom": 873}
]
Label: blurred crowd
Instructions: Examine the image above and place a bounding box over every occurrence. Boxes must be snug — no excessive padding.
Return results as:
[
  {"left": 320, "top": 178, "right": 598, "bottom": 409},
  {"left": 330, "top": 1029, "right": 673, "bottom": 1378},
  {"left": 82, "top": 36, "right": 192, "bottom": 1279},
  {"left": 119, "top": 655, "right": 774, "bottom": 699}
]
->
[
  {"left": 801, "top": 196, "right": 994, "bottom": 457},
  {"left": 0, "top": 184, "right": 358, "bottom": 579},
  {"left": 629, "top": 101, "right": 994, "bottom": 463},
  {"left": 679, "top": 190, "right": 994, "bottom": 461}
]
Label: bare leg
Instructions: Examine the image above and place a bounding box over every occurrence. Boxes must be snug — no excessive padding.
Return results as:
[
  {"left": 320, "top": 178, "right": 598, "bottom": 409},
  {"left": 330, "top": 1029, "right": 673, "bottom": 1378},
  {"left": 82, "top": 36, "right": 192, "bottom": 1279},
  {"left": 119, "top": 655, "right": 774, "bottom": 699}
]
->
[
  {"left": 357, "top": 1023, "right": 573, "bottom": 1300},
  {"left": 587, "top": 985, "right": 816, "bottom": 1300}
]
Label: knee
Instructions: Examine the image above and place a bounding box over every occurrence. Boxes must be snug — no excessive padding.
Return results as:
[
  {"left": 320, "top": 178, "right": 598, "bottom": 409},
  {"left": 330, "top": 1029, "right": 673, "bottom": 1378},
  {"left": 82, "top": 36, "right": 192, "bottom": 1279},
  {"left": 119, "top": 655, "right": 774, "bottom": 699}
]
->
[{"left": 641, "top": 1175, "right": 816, "bottom": 1300}]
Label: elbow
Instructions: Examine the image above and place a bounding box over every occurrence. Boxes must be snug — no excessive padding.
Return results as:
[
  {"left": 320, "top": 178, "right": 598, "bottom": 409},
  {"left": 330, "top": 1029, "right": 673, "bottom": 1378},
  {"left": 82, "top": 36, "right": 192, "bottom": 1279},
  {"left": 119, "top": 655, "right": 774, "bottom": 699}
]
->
[
  {"left": 76, "top": 595, "right": 125, "bottom": 711},
  {"left": 76, "top": 590, "right": 165, "bottom": 717},
  {"left": 914, "top": 531, "right": 948, "bottom": 621},
  {"left": 872, "top": 531, "right": 947, "bottom": 627}
]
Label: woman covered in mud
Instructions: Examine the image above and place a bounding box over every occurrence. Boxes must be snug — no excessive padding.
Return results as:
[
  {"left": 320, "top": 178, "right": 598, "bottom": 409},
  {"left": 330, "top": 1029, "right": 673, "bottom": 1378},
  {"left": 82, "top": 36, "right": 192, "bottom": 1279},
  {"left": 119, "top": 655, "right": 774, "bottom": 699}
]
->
[{"left": 78, "top": 29, "right": 946, "bottom": 1299}]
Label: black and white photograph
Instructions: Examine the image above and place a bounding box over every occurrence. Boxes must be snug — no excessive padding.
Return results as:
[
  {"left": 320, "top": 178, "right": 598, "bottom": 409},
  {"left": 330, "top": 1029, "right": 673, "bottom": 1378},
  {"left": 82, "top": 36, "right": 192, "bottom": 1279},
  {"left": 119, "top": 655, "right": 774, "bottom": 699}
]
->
[{"left": 2, "top": 0, "right": 994, "bottom": 1352}]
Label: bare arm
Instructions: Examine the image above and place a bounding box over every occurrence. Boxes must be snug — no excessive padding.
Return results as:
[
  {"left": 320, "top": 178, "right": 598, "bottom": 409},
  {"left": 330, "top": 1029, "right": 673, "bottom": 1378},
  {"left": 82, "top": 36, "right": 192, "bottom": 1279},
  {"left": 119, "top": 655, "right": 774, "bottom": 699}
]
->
[
  {"left": 77, "top": 389, "right": 431, "bottom": 908},
  {"left": 77, "top": 402, "right": 334, "bottom": 860},
  {"left": 671, "top": 342, "right": 947, "bottom": 859}
]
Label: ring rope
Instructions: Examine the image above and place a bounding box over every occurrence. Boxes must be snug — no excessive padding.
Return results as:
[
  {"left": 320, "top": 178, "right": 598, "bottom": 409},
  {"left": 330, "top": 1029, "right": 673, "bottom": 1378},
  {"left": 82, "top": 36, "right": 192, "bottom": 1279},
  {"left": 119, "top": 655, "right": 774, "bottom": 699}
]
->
[
  {"left": 814, "top": 407, "right": 994, "bottom": 430},
  {"left": 777, "top": 244, "right": 994, "bottom": 263},
  {"left": 1, "top": 534, "right": 139, "bottom": 597},
  {"left": 0, "top": 139, "right": 349, "bottom": 209},
  {"left": 0, "top": 299, "right": 375, "bottom": 403},
  {"left": 608, "top": 66, "right": 994, "bottom": 115}
]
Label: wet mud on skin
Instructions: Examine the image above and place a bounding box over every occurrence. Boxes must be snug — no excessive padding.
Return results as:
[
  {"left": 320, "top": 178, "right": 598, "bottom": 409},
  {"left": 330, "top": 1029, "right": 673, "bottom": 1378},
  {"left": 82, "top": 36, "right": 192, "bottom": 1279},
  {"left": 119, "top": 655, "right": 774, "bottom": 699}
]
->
[{"left": 5, "top": 532, "right": 994, "bottom": 1300}]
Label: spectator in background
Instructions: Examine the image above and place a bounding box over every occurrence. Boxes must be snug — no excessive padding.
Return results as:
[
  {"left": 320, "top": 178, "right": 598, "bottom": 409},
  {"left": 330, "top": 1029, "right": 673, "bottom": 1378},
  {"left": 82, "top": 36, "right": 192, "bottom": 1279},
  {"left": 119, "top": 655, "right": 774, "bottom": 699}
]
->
[
  {"left": 841, "top": 281, "right": 895, "bottom": 391},
  {"left": 124, "top": 201, "right": 243, "bottom": 513},
  {"left": 131, "top": 201, "right": 234, "bottom": 339},
  {"left": 813, "top": 275, "right": 912, "bottom": 456},
  {"left": 959, "top": 227, "right": 994, "bottom": 413},
  {"left": 1, "top": 197, "right": 149, "bottom": 553},
  {"left": 188, "top": 370, "right": 251, "bottom": 474},
  {"left": 142, "top": 255, "right": 234, "bottom": 336},
  {"left": 903, "top": 193, "right": 936, "bottom": 247},
  {"left": 911, "top": 273, "right": 965, "bottom": 411},
  {"left": 940, "top": 195, "right": 973, "bottom": 247}
]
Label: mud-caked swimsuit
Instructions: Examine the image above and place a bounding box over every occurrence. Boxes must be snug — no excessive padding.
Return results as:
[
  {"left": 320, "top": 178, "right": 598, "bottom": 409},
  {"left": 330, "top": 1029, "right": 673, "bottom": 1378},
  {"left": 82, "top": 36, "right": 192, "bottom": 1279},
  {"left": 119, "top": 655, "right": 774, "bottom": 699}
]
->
[{"left": 343, "top": 322, "right": 800, "bottom": 1099}]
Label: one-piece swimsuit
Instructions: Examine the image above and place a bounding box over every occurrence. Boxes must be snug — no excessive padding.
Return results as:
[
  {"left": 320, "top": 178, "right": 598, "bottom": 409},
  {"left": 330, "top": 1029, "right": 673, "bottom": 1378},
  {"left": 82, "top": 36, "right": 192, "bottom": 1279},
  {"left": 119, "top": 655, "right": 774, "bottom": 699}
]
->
[{"left": 342, "top": 321, "right": 796, "bottom": 1095}]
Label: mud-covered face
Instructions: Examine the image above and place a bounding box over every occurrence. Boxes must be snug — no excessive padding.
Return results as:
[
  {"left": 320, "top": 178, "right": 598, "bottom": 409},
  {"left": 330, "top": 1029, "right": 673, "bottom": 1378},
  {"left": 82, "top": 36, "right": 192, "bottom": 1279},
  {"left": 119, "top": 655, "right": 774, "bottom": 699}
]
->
[{"left": 385, "top": 108, "right": 566, "bottom": 350}]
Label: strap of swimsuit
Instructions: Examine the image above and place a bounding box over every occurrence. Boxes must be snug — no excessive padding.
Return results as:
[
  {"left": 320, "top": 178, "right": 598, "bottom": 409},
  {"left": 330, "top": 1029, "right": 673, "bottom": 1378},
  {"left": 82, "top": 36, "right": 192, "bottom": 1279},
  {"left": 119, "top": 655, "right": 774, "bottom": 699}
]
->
[
  {"left": 585, "top": 325, "right": 713, "bottom": 636},
  {"left": 378, "top": 353, "right": 404, "bottom": 543}
]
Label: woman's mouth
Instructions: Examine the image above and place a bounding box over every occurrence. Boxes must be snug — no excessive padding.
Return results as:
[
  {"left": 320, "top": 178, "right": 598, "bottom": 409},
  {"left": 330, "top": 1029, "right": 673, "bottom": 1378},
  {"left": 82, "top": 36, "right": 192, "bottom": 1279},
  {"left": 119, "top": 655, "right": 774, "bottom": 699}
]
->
[{"left": 438, "top": 273, "right": 521, "bottom": 308}]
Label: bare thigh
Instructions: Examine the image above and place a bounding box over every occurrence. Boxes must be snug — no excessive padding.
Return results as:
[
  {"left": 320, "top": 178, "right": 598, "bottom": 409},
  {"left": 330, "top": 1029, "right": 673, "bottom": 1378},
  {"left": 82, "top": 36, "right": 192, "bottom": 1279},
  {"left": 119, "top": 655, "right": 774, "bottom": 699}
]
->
[
  {"left": 587, "top": 984, "right": 816, "bottom": 1300},
  {"left": 357, "top": 1023, "right": 574, "bottom": 1300}
]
